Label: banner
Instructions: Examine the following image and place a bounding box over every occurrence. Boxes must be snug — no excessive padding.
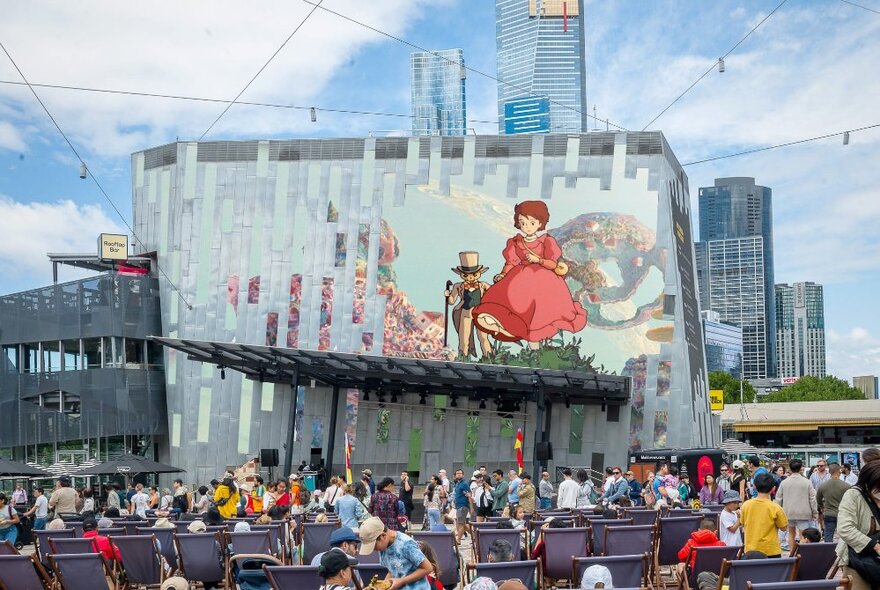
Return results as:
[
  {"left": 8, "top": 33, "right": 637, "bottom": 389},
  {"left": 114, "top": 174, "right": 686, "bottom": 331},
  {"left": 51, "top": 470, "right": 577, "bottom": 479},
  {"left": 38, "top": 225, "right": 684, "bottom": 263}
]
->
[
  {"left": 344, "top": 432, "right": 353, "bottom": 484},
  {"left": 515, "top": 429, "right": 524, "bottom": 475}
]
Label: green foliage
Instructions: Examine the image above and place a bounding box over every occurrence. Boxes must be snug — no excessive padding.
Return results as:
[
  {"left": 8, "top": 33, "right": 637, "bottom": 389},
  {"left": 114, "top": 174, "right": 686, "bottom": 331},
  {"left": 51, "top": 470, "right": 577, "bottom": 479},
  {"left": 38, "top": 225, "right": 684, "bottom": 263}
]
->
[
  {"left": 708, "top": 371, "right": 757, "bottom": 404},
  {"left": 477, "top": 333, "right": 610, "bottom": 373},
  {"left": 759, "top": 375, "right": 864, "bottom": 403}
]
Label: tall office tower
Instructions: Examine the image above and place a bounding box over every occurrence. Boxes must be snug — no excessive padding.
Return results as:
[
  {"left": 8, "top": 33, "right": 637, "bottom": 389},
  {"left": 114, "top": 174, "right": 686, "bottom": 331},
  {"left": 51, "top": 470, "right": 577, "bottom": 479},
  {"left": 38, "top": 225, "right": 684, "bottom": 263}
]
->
[
  {"left": 702, "top": 310, "right": 743, "bottom": 378},
  {"left": 695, "top": 237, "right": 770, "bottom": 380},
  {"left": 775, "top": 282, "right": 826, "bottom": 379},
  {"left": 854, "top": 376, "right": 879, "bottom": 399},
  {"left": 496, "top": 0, "right": 587, "bottom": 134},
  {"left": 411, "top": 49, "right": 467, "bottom": 137},
  {"left": 698, "top": 177, "right": 777, "bottom": 377}
]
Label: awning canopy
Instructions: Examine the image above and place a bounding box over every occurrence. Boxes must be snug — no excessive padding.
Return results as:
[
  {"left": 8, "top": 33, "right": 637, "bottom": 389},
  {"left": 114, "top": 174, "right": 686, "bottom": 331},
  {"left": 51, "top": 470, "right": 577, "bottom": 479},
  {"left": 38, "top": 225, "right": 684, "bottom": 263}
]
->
[{"left": 149, "top": 337, "right": 630, "bottom": 406}]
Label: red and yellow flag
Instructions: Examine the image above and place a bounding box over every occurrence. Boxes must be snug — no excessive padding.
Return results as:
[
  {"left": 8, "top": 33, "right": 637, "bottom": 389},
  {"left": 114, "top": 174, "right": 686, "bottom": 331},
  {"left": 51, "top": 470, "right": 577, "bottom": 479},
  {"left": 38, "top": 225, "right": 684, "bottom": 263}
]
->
[
  {"left": 344, "top": 432, "right": 353, "bottom": 484},
  {"left": 515, "top": 429, "right": 524, "bottom": 475}
]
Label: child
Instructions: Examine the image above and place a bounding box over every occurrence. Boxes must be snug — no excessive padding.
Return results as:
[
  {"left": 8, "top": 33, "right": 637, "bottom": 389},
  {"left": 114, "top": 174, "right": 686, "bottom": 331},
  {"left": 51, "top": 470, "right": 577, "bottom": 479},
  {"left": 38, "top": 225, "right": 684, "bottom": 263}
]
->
[
  {"left": 799, "top": 527, "right": 822, "bottom": 544},
  {"left": 677, "top": 518, "right": 725, "bottom": 574},
  {"left": 663, "top": 466, "right": 682, "bottom": 506},
  {"left": 719, "top": 490, "right": 743, "bottom": 547},
  {"left": 740, "top": 473, "right": 788, "bottom": 557}
]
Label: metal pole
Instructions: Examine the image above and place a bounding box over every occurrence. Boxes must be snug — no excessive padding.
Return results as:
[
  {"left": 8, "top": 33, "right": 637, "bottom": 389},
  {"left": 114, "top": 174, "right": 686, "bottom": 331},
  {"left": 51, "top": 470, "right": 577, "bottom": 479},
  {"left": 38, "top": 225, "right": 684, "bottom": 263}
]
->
[
  {"left": 532, "top": 383, "right": 546, "bottom": 483},
  {"left": 325, "top": 385, "right": 340, "bottom": 481},
  {"left": 282, "top": 366, "right": 300, "bottom": 478}
]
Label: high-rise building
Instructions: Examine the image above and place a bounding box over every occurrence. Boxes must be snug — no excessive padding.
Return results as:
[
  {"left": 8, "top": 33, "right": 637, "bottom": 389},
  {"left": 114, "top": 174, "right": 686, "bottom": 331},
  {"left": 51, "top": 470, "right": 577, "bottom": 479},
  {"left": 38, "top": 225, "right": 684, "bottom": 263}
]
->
[
  {"left": 696, "top": 236, "right": 770, "bottom": 379},
  {"left": 775, "top": 282, "right": 826, "bottom": 379},
  {"left": 854, "top": 375, "right": 879, "bottom": 399},
  {"left": 410, "top": 49, "right": 467, "bottom": 137},
  {"left": 495, "top": 0, "right": 587, "bottom": 133},
  {"left": 702, "top": 310, "right": 743, "bottom": 378},
  {"left": 698, "top": 177, "right": 777, "bottom": 377}
]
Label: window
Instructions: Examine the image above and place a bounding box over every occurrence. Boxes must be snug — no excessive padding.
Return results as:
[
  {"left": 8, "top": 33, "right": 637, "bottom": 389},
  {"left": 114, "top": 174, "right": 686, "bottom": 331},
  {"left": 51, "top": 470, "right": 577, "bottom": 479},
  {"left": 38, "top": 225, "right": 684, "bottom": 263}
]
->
[
  {"left": 147, "top": 340, "right": 163, "bottom": 367},
  {"left": 82, "top": 338, "right": 102, "bottom": 369},
  {"left": 42, "top": 341, "right": 61, "bottom": 372},
  {"left": 103, "top": 337, "right": 123, "bottom": 368},
  {"left": 22, "top": 343, "right": 39, "bottom": 374},
  {"left": 124, "top": 339, "right": 144, "bottom": 368},
  {"left": 2, "top": 345, "right": 17, "bottom": 373},
  {"left": 62, "top": 340, "right": 80, "bottom": 371}
]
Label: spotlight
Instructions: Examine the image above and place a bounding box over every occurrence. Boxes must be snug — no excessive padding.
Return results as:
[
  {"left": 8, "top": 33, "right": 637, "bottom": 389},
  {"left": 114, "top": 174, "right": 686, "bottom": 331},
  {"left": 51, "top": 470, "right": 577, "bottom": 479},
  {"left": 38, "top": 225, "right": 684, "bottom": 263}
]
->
[
  {"left": 363, "top": 390, "right": 370, "bottom": 401},
  {"left": 601, "top": 398, "right": 607, "bottom": 412},
  {"left": 220, "top": 366, "right": 226, "bottom": 380},
  {"left": 79, "top": 162, "right": 87, "bottom": 179},
  {"left": 479, "top": 399, "right": 487, "bottom": 410},
  {"left": 419, "top": 394, "right": 427, "bottom": 405},
  {"left": 450, "top": 396, "right": 458, "bottom": 408},
  {"left": 843, "top": 131, "right": 850, "bottom": 145},
  {"left": 310, "top": 107, "right": 317, "bottom": 122},
  {"left": 564, "top": 396, "right": 570, "bottom": 409},
  {"left": 717, "top": 57, "right": 725, "bottom": 73},
  {"left": 391, "top": 393, "right": 399, "bottom": 404}
]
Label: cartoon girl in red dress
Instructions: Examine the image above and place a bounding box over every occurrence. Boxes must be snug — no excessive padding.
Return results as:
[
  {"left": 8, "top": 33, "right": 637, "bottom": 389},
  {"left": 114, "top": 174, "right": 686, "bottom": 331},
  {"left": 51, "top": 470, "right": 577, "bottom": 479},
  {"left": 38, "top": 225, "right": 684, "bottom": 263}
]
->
[{"left": 474, "top": 200, "right": 587, "bottom": 348}]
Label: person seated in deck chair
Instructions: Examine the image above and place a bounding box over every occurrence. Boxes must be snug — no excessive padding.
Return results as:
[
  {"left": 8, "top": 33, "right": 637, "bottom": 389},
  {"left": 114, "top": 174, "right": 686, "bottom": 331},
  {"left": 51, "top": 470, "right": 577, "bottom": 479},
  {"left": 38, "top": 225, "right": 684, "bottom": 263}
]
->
[{"left": 677, "top": 517, "right": 725, "bottom": 576}]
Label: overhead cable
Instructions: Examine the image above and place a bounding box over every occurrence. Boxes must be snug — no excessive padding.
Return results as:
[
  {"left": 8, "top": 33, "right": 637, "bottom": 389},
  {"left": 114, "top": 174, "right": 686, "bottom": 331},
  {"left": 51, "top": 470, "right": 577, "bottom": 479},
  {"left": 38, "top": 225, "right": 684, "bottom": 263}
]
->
[
  {"left": 641, "top": 0, "right": 788, "bottom": 131},
  {"left": 0, "top": 41, "right": 194, "bottom": 310},
  {"left": 838, "top": 0, "right": 880, "bottom": 15}
]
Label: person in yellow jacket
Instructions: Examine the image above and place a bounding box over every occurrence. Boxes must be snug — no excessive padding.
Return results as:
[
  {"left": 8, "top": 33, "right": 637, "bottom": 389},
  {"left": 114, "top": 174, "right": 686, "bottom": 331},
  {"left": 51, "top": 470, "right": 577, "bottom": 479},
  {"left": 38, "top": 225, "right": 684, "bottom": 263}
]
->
[
  {"left": 213, "top": 476, "right": 240, "bottom": 519},
  {"left": 518, "top": 473, "right": 537, "bottom": 514}
]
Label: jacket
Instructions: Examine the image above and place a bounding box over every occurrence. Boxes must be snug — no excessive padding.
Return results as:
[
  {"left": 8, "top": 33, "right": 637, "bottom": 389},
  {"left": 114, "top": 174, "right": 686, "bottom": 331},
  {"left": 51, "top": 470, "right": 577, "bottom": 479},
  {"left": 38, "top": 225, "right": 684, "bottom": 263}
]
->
[
  {"left": 492, "top": 479, "right": 509, "bottom": 511},
  {"left": 774, "top": 472, "right": 818, "bottom": 521},
  {"left": 836, "top": 487, "right": 880, "bottom": 566},
  {"left": 82, "top": 531, "right": 121, "bottom": 561},
  {"left": 213, "top": 485, "right": 240, "bottom": 519},
  {"left": 518, "top": 481, "right": 536, "bottom": 513},
  {"left": 699, "top": 485, "right": 724, "bottom": 505},
  {"left": 677, "top": 529, "right": 725, "bottom": 568},
  {"left": 602, "top": 478, "right": 629, "bottom": 503}
]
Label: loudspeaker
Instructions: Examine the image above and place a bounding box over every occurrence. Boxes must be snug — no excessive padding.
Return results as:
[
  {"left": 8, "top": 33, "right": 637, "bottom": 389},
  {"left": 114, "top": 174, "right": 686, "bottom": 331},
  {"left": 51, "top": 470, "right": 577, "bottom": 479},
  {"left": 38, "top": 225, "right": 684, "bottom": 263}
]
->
[
  {"left": 260, "top": 448, "right": 279, "bottom": 467},
  {"left": 536, "top": 441, "right": 553, "bottom": 461}
]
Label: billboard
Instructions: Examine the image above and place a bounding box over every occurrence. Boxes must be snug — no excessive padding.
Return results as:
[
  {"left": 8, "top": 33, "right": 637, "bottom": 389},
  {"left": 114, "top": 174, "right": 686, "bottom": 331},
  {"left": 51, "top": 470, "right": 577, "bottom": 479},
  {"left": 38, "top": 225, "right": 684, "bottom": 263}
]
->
[{"left": 504, "top": 98, "right": 551, "bottom": 135}]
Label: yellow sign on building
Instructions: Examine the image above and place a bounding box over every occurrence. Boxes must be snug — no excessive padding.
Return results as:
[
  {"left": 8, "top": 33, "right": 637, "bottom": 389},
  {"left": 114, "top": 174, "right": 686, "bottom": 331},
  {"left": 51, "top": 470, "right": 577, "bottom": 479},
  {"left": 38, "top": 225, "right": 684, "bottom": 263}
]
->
[
  {"left": 98, "top": 233, "right": 128, "bottom": 261},
  {"left": 529, "top": 0, "right": 579, "bottom": 17},
  {"left": 709, "top": 389, "right": 725, "bottom": 412}
]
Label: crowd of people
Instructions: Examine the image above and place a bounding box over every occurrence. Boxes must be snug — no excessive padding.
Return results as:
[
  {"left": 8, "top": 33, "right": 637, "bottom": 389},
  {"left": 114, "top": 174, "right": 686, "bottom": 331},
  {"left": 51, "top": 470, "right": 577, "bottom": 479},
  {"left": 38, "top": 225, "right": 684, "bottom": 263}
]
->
[{"left": 3, "top": 447, "right": 880, "bottom": 590}]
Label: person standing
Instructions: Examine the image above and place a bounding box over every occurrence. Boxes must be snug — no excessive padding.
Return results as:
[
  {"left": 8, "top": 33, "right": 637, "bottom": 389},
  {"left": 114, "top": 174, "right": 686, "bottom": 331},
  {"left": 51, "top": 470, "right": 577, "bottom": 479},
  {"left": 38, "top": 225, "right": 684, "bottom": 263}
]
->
[
  {"left": 452, "top": 470, "right": 471, "bottom": 543},
  {"left": 842, "top": 464, "right": 859, "bottom": 486},
  {"left": 835, "top": 460, "right": 880, "bottom": 590},
  {"left": 362, "top": 470, "right": 375, "bottom": 496},
  {"left": 817, "top": 463, "right": 850, "bottom": 542},
  {"left": 0, "top": 493, "right": 20, "bottom": 546},
  {"left": 774, "top": 459, "right": 818, "bottom": 550},
  {"left": 172, "top": 479, "right": 192, "bottom": 514},
  {"left": 358, "top": 517, "right": 432, "bottom": 590},
  {"left": 12, "top": 484, "right": 27, "bottom": 507},
  {"left": 507, "top": 470, "right": 521, "bottom": 508},
  {"left": 625, "top": 471, "right": 642, "bottom": 506},
  {"left": 575, "top": 469, "right": 595, "bottom": 509},
  {"left": 699, "top": 474, "right": 724, "bottom": 505},
  {"left": 336, "top": 484, "right": 366, "bottom": 531},
  {"left": 600, "top": 467, "right": 628, "bottom": 506},
  {"left": 472, "top": 475, "right": 494, "bottom": 523},
  {"left": 491, "top": 470, "right": 508, "bottom": 516},
  {"left": 538, "top": 472, "right": 554, "bottom": 510},
  {"left": 810, "top": 460, "right": 831, "bottom": 490},
  {"left": 557, "top": 469, "right": 579, "bottom": 510},
  {"left": 748, "top": 456, "right": 768, "bottom": 498},
  {"left": 741, "top": 473, "right": 788, "bottom": 557},
  {"left": 517, "top": 474, "right": 537, "bottom": 515},
  {"left": 213, "top": 477, "right": 240, "bottom": 519},
  {"left": 717, "top": 464, "right": 732, "bottom": 493},
  {"left": 400, "top": 472, "right": 414, "bottom": 519},
  {"left": 370, "top": 478, "right": 401, "bottom": 532},
  {"left": 48, "top": 477, "right": 78, "bottom": 516},
  {"left": 719, "top": 491, "right": 743, "bottom": 547},
  {"left": 131, "top": 484, "right": 150, "bottom": 518},
  {"left": 423, "top": 481, "right": 444, "bottom": 530},
  {"left": 24, "top": 487, "right": 49, "bottom": 530}
]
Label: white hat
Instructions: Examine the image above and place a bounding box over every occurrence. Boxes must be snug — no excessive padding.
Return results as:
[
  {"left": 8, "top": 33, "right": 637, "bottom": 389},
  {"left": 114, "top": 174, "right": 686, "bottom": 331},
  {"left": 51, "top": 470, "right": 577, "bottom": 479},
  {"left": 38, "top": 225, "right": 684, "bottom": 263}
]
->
[
  {"left": 581, "top": 565, "right": 613, "bottom": 589},
  {"left": 289, "top": 473, "right": 299, "bottom": 480}
]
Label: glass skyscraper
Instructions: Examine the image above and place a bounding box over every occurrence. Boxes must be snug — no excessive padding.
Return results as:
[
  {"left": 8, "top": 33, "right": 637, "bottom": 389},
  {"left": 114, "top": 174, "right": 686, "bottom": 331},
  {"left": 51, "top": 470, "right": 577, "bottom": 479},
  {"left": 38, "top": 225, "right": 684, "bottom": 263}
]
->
[
  {"left": 695, "top": 237, "right": 770, "bottom": 380},
  {"left": 698, "top": 177, "right": 777, "bottom": 378},
  {"left": 495, "top": 0, "right": 588, "bottom": 133},
  {"left": 702, "top": 310, "right": 743, "bottom": 378},
  {"left": 775, "top": 282, "right": 826, "bottom": 379},
  {"left": 410, "top": 49, "right": 467, "bottom": 136}
]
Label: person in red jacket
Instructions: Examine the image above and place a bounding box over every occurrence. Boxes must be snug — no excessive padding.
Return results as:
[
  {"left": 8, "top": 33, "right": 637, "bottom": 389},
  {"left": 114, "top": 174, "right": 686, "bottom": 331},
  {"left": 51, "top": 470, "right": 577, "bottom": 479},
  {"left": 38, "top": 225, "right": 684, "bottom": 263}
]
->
[
  {"left": 81, "top": 517, "right": 121, "bottom": 561},
  {"left": 677, "top": 518, "right": 725, "bottom": 575}
]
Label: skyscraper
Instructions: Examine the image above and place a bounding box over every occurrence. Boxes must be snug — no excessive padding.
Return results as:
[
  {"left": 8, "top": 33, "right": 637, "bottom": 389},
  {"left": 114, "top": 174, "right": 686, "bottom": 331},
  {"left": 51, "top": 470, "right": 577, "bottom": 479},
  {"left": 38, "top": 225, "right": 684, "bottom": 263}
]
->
[
  {"left": 495, "top": 0, "right": 587, "bottom": 133},
  {"left": 696, "top": 237, "right": 770, "bottom": 379},
  {"left": 698, "top": 177, "right": 777, "bottom": 377},
  {"left": 854, "top": 376, "right": 879, "bottom": 399},
  {"left": 702, "top": 310, "right": 743, "bottom": 378},
  {"left": 775, "top": 282, "right": 826, "bottom": 379},
  {"left": 410, "top": 49, "right": 467, "bottom": 136}
]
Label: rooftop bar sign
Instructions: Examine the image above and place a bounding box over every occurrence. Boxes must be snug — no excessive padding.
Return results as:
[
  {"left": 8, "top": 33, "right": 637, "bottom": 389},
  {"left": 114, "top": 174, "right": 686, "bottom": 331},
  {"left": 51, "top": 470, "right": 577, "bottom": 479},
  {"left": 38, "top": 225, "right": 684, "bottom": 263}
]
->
[{"left": 98, "top": 233, "right": 128, "bottom": 261}]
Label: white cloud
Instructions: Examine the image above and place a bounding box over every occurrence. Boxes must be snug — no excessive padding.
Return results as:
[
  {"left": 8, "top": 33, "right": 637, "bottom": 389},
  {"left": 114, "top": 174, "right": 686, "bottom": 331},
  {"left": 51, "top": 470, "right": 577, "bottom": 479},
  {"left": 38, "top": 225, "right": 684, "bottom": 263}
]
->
[
  {"left": 0, "top": 195, "right": 122, "bottom": 287},
  {"left": 0, "top": 121, "right": 26, "bottom": 152},
  {"left": 827, "top": 327, "right": 880, "bottom": 383}
]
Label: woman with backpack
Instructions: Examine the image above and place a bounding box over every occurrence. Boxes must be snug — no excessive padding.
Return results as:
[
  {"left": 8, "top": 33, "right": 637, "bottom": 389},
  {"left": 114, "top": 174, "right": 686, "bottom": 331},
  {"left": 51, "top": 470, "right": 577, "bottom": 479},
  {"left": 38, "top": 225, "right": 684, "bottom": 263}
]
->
[{"left": 213, "top": 477, "right": 240, "bottom": 519}]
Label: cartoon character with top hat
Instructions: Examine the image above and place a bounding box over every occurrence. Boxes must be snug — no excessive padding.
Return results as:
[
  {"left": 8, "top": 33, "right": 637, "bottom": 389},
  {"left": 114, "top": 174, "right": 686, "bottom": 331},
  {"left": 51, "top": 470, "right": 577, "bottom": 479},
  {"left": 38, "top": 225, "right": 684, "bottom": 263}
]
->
[{"left": 445, "top": 251, "right": 492, "bottom": 358}]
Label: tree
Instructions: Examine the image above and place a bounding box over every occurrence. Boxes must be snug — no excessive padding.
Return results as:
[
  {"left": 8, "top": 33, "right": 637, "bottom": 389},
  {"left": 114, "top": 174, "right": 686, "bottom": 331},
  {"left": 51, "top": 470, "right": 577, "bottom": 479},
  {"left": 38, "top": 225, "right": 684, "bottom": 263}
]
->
[
  {"left": 759, "top": 375, "right": 865, "bottom": 403},
  {"left": 708, "top": 371, "right": 756, "bottom": 405}
]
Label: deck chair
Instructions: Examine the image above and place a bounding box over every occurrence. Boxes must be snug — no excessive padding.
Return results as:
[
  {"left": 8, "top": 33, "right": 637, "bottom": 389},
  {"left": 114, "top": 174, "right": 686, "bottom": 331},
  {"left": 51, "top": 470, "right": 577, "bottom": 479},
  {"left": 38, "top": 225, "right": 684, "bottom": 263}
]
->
[
  {"left": 747, "top": 581, "right": 851, "bottom": 590},
  {"left": 655, "top": 515, "right": 702, "bottom": 588},
  {"left": 230, "top": 554, "right": 282, "bottom": 590},
  {"left": 98, "top": 527, "right": 125, "bottom": 537},
  {"left": 411, "top": 530, "right": 461, "bottom": 588},
  {"left": 590, "top": 517, "right": 632, "bottom": 556},
  {"left": 49, "top": 537, "right": 98, "bottom": 555},
  {"left": 0, "top": 540, "right": 19, "bottom": 555},
  {"left": 573, "top": 554, "right": 649, "bottom": 589},
  {"left": 683, "top": 545, "right": 741, "bottom": 589},
  {"left": 251, "top": 524, "right": 286, "bottom": 563},
  {"left": 605, "top": 524, "right": 655, "bottom": 556},
  {"left": 542, "top": 527, "right": 590, "bottom": 588},
  {"left": 469, "top": 559, "right": 541, "bottom": 587},
  {"left": 110, "top": 534, "right": 165, "bottom": 588},
  {"left": 473, "top": 528, "right": 524, "bottom": 563},
  {"left": 263, "top": 565, "right": 322, "bottom": 590},
  {"left": 49, "top": 553, "right": 116, "bottom": 590},
  {"left": 301, "top": 522, "right": 338, "bottom": 564},
  {"left": 720, "top": 556, "right": 800, "bottom": 590},
  {"left": 137, "top": 527, "right": 177, "bottom": 572},
  {"left": 791, "top": 542, "right": 838, "bottom": 580},
  {"left": 175, "top": 533, "right": 226, "bottom": 588},
  {"left": 119, "top": 521, "right": 142, "bottom": 536},
  {"left": 470, "top": 521, "right": 500, "bottom": 531},
  {"left": 0, "top": 554, "right": 54, "bottom": 590},
  {"left": 227, "top": 531, "right": 273, "bottom": 556},
  {"left": 34, "top": 528, "right": 75, "bottom": 569},
  {"left": 627, "top": 509, "right": 660, "bottom": 526}
]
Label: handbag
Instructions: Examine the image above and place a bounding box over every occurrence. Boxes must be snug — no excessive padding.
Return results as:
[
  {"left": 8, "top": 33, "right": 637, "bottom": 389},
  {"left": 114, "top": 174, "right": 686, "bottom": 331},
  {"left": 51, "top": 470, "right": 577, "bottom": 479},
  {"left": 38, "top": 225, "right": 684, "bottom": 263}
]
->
[{"left": 846, "top": 488, "right": 880, "bottom": 584}]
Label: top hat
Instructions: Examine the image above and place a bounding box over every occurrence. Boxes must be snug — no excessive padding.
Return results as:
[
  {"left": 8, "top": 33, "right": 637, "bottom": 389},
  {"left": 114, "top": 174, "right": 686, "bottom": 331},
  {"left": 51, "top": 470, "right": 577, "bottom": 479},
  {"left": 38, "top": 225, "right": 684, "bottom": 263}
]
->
[{"left": 452, "top": 251, "right": 488, "bottom": 275}]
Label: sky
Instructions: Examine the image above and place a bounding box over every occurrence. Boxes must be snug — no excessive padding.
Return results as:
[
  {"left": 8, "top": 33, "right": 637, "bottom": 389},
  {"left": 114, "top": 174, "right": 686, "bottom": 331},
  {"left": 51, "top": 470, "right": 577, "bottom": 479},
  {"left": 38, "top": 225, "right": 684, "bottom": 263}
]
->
[{"left": 0, "top": 0, "right": 878, "bottom": 382}]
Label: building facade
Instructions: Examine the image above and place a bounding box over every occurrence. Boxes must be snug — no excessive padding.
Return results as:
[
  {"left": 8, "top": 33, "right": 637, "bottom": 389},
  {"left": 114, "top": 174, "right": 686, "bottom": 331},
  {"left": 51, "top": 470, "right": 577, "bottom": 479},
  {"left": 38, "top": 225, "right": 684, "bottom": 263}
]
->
[
  {"left": 130, "top": 132, "right": 712, "bottom": 482},
  {"left": 410, "top": 49, "right": 467, "bottom": 137},
  {"left": 854, "top": 375, "right": 879, "bottom": 399},
  {"left": 0, "top": 274, "right": 167, "bottom": 470},
  {"left": 702, "top": 310, "right": 743, "bottom": 378},
  {"left": 775, "top": 282, "right": 826, "bottom": 379},
  {"left": 696, "top": 236, "right": 770, "bottom": 380},
  {"left": 495, "top": 0, "right": 587, "bottom": 133},
  {"left": 698, "top": 177, "right": 776, "bottom": 378}
]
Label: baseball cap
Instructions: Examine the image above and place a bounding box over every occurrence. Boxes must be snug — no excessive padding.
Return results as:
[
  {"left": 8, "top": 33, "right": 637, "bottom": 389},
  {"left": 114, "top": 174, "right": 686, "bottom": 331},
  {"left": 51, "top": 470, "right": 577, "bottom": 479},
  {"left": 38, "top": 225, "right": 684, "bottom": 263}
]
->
[
  {"left": 581, "top": 565, "right": 613, "bottom": 589},
  {"left": 161, "top": 577, "right": 189, "bottom": 590},
  {"left": 330, "top": 527, "right": 359, "bottom": 546},
  {"left": 358, "top": 517, "right": 386, "bottom": 555},
  {"left": 732, "top": 459, "right": 745, "bottom": 470},
  {"left": 187, "top": 520, "right": 207, "bottom": 533},
  {"left": 362, "top": 469, "right": 372, "bottom": 476},
  {"left": 288, "top": 473, "right": 299, "bottom": 480},
  {"left": 319, "top": 548, "right": 358, "bottom": 578},
  {"left": 722, "top": 490, "right": 742, "bottom": 504}
]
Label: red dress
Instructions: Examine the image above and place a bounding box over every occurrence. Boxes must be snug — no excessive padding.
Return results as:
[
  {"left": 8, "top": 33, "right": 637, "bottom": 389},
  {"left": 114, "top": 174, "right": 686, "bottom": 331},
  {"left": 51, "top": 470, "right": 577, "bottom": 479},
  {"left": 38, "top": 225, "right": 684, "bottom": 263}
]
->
[{"left": 474, "top": 234, "right": 587, "bottom": 342}]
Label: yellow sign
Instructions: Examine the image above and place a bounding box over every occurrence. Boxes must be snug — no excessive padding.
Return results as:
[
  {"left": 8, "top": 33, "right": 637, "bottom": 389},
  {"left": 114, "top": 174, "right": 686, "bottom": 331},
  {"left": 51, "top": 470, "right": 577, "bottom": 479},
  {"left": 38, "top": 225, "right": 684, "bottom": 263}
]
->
[
  {"left": 529, "top": 0, "right": 579, "bottom": 17},
  {"left": 98, "top": 233, "right": 128, "bottom": 261},
  {"left": 709, "top": 389, "right": 725, "bottom": 412}
]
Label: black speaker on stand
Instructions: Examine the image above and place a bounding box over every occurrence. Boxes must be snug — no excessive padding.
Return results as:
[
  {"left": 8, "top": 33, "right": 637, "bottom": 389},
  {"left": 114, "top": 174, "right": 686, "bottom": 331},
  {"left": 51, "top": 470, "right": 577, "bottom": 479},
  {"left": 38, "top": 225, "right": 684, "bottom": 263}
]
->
[
  {"left": 260, "top": 448, "right": 279, "bottom": 481},
  {"left": 535, "top": 441, "right": 553, "bottom": 462}
]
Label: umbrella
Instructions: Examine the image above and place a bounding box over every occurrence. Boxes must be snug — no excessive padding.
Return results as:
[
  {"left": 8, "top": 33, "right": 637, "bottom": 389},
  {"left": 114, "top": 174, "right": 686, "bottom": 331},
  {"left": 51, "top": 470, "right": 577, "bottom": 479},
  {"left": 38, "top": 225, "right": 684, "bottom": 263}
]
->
[
  {"left": 0, "top": 458, "right": 52, "bottom": 478},
  {"left": 74, "top": 454, "right": 184, "bottom": 478},
  {"left": 720, "top": 438, "right": 759, "bottom": 455}
]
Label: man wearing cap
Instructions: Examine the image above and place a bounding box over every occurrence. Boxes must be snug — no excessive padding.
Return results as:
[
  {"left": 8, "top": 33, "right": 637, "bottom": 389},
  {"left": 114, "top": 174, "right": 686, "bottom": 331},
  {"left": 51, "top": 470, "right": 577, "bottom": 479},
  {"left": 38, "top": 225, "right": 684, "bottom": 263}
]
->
[
  {"left": 48, "top": 477, "right": 77, "bottom": 516},
  {"left": 311, "top": 527, "right": 363, "bottom": 587},
  {"left": 362, "top": 469, "right": 375, "bottom": 496},
  {"left": 359, "top": 516, "right": 432, "bottom": 589},
  {"left": 318, "top": 548, "right": 358, "bottom": 590}
]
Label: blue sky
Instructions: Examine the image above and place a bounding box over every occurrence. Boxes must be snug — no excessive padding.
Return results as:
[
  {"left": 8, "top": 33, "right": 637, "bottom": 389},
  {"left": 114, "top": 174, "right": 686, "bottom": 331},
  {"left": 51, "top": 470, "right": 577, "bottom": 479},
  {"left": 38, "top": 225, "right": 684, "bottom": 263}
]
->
[{"left": 0, "top": 0, "right": 878, "bottom": 381}]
